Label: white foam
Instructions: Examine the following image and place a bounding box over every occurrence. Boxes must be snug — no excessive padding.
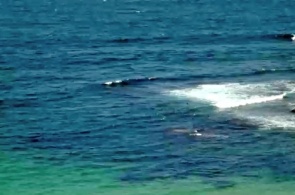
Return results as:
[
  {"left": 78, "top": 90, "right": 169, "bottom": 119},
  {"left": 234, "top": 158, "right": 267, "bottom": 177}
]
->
[
  {"left": 169, "top": 81, "right": 295, "bottom": 129},
  {"left": 104, "top": 81, "right": 113, "bottom": 85},
  {"left": 235, "top": 109, "right": 295, "bottom": 130},
  {"left": 170, "top": 83, "right": 289, "bottom": 108},
  {"left": 104, "top": 80, "right": 123, "bottom": 85}
]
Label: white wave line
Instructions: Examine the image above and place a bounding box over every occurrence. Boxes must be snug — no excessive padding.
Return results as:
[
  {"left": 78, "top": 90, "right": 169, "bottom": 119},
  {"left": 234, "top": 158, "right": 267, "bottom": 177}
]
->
[{"left": 216, "top": 93, "right": 286, "bottom": 109}]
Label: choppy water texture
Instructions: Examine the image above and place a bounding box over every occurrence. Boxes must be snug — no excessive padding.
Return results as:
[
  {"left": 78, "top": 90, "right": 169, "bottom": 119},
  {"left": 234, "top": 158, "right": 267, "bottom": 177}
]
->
[{"left": 1, "top": 0, "right": 295, "bottom": 194}]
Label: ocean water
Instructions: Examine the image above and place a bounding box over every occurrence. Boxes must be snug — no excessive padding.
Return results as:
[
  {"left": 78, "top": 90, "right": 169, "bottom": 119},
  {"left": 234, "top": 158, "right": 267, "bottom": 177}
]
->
[{"left": 1, "top": 0, "right": 295, "bottom": 194}]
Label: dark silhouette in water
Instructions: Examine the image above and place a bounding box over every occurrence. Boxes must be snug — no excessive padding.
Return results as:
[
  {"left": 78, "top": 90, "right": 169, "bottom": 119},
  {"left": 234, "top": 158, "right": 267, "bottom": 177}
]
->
[
  {"left": 275, "top": 34, "right": 295, "bottom": 41},
  {"left": 170, "top": 128, "right": 229, "bottom": 139},
  {"left": 103, "top": 80, "right": 129, "bottom": 87},
  {"left": 291, "top": 108, "right": 295, "bottom": 113}
]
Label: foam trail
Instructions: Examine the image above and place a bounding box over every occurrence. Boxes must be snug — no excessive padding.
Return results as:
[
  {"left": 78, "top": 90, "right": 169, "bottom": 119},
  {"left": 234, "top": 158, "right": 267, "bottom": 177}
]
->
[
  {"left": 214, "top": 93, "right": 286, "bottom": 108},
  {"left": 170, "top": 82, "right": 294, "bottom": 109},
  {"left": 172, "top": 89, "right": 285, "bottom": 108},
  {"left": 170, "top": 81, "right": 295, "bottom": 129},
  {"left": 238, "top": 110, "right": 295, "bottom": 130}
]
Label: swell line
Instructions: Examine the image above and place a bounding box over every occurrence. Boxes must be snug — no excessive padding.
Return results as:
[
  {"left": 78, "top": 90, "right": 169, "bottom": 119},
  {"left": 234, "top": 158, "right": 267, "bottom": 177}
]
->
[{"left": 101, "top": 67, "right": 295, "bottom": 87}]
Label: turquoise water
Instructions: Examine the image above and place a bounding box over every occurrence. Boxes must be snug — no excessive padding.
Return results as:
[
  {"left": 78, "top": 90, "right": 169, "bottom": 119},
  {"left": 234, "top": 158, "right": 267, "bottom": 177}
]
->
[{"left": 1, "top": 0, "right": 295, "bottom": 194}]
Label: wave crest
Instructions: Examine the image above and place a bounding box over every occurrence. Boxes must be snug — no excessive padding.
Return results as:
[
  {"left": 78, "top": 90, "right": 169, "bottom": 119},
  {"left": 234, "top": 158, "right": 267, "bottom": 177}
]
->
[{"left": 102, "top": 77, "right": 157, "bottom": 87}]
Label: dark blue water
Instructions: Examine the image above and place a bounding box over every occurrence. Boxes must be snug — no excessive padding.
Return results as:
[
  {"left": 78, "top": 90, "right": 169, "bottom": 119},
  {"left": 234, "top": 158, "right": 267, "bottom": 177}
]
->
[{"left": 1, "top": 0, "right": 295, "bottom": 193}]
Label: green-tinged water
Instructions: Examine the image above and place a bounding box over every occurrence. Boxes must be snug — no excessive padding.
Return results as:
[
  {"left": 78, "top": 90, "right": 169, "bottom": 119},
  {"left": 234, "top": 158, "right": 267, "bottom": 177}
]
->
[{"left": 1, "top": 152, "right": 295, "bottom": 195}]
